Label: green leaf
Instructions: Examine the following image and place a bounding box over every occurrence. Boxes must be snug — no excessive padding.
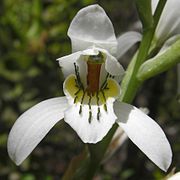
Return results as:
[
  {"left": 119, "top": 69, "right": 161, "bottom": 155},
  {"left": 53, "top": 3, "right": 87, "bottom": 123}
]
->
[{"left": 137, "top": 39, "right": 180, "bottom": 81}]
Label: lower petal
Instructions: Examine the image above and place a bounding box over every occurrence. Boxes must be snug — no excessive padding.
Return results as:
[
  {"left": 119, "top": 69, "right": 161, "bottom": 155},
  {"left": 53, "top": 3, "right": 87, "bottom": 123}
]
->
[
  {"left": 8, "top": 97, "right": 69, "bottom": 165},
  {"left": 64, "top": 101, "right": 117, "bottom": 144},
  {"left": 114, "top": 101, "right": 172, "bottom": 172}
]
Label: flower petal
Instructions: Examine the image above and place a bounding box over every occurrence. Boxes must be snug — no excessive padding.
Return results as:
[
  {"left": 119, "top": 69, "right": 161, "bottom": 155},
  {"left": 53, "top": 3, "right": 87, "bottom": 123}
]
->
[
  {"left": 64, "top": 101, "right": 117, "bottom": 144},
  {"left": 82, "top": 48, "right": 99, "bottom": 56},
  {"left": 152, "top": 0, "right": 180, "bottom": 41},
  {"left": 105, "top": 51, "right": 124, "bottom": 77},
  {"left": 117, "top": 31, "right": 142, "bottom": 59},
  {"left": 114, "top": 101, "right": 172, "bottom": 171},
  {"left": 7, "top": 97, "right": 69, "bottom": 165},
  {"left": 68, "top": 4, "right": 118, "bottom": 55},
  {"left": 57, "top": 51, "right": 81, "bottom": 78}
]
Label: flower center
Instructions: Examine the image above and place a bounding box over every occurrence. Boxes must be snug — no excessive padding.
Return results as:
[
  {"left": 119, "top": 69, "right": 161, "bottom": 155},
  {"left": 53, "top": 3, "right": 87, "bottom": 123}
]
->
[
  {"left": 86, "top": 52, "right": 104, "bottom": 95},
  {"left": 63, "top": 52, "right": 120, "bottom": 122}
]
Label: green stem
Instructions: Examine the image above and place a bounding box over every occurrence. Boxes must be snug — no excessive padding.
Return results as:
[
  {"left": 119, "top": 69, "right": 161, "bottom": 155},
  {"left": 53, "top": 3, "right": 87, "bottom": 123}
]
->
[
  {"left": 120, "top": 28, "right": 154, "bottom": 102},
  {"left": 135, "top": 0, "right": 153, "bottom": 29}
]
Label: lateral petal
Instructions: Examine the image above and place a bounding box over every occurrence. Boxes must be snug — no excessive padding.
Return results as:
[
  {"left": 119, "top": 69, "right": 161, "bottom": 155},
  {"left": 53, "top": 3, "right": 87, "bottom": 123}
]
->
[{"left": 152, "top": 0, "right": 180, "bottom": 41}]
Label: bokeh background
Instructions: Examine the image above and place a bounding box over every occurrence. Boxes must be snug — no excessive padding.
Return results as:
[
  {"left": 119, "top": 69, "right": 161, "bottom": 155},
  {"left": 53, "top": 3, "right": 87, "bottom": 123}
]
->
[{"left": 0, "top": 0, "right": 180, "bottom": 179}]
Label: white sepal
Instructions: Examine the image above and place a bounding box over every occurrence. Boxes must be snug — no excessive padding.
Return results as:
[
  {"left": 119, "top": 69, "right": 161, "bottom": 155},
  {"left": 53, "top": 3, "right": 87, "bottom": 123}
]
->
[
  {"left": 7, "top": 97, "right": 69, "bottom": 165},
  {"left": 114, "top": 101, "right": 172, "bottom": 171},
  {"left": 117, "top": 31, "right": 142, "bottom": 59},
  {"left": 152, "top": 0, "right": 180, "bottom": 42},
  {"left": 68, "top": 4, "right": 118, "bottom": 55}
]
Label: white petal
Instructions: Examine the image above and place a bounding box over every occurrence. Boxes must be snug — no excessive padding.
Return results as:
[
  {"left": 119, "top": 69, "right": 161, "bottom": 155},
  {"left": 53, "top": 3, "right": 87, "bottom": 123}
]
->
[
  {"left": 82, "top": 48, "right": 99, "bottom": 56},
  {"left": 152, "top": 0, "right": 180, "bottom": 41},
  {"left": 68, "top": 4, "right": 118, "bottom": 55},
  {"left": 7, "top": 97, "right": 69, "bottom": 165},
  {"left": 64, "top": 101, "right": 117, "bottom": 143},
  {"left": 117, "top": 31, "right": 142, "bottom": 59},
  {"left": 105, "top": 51, "right": 124, "bottom": 77},
  {"left": 114, "top": 101, "right": 172, "bottom": 171},
  {"left": 57, "top": 51, "right": 81, "bottom": 78}
]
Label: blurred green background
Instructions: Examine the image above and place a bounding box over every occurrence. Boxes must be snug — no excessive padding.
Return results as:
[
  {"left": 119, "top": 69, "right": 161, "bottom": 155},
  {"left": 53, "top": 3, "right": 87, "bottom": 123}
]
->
[{"left": 0, "top": 0, "right": 180, "bottom": 179}]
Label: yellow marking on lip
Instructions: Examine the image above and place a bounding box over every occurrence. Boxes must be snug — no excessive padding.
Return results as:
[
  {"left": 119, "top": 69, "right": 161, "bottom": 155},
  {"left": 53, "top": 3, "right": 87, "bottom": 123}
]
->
[
  {"left": 103, "top": 78, "right": 120, "bottom": 99},
  {"left": 64, "top": 75, "right": 84, "bottom": 103},
  {"left": 64, "top": 75, "right": 120, "bottom": 105}
]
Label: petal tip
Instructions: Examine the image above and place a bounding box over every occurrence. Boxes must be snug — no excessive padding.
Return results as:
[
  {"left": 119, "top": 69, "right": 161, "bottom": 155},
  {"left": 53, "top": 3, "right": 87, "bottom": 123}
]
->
[{"left": 161, "top": 149, "right": 173, "bottom": 172}]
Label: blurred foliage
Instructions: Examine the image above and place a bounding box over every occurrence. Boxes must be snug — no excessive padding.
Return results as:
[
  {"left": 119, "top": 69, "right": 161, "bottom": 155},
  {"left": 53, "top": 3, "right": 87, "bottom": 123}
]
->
[
  {"left": 0, "top": 0, "right": 97, "bottom": 179},
  {"left": 0, "top": 0, "right": 180, "bottom": 179}
]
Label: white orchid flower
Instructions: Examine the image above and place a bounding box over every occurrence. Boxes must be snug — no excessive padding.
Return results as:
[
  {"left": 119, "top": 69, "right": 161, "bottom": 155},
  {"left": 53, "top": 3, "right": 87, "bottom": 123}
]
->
[{"left": 7, "top": 4, "right": 172, "bottom": 172}]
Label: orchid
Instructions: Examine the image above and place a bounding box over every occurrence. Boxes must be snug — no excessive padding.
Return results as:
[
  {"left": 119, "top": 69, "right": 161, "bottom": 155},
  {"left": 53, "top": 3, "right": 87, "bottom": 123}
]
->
[{"left": 7, "top": 4, "right": 172, "bottom": 172}]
